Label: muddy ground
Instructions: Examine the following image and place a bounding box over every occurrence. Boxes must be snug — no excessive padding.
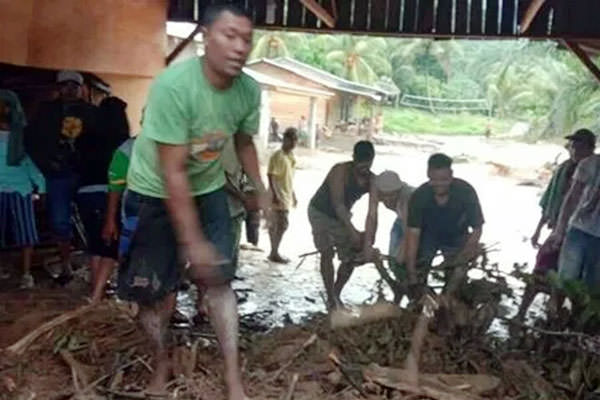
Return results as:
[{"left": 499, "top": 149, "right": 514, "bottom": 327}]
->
[{"left": 0, "top": 133, "right": 574, "bottom": 399}]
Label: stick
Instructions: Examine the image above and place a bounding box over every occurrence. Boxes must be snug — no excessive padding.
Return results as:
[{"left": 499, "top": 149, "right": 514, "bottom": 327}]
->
[
  {"left": 96, "top": 387, "right": 148, "bottom": 399},
  {"left": 59, "top": 350, "right": 91, "bottom": 388},
  {"left": 403, "top": 295, "right": 439, "bottom": 386},
  {"left": 501, "top": 317, "right": 591, "bottom": 339},
  {"left": 6, "top": 304, "right": 94, "bottom": 355},
  {"left": 271, "top": 334, "right": 318, "bottom": 381},
  {"left": 328, "top": 352, "right": 367, "bottom": 398},
  {"left": 283, "top": 373, "right": 299, "bottom": 400},
  {"left": 78, "top": 356, "right": 145, "bottom": 395}
]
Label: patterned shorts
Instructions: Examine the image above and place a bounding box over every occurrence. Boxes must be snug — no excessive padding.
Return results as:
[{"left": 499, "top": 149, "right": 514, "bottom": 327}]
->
[{"left": 0, "top": 192, "right": 39, "bottom": 248}]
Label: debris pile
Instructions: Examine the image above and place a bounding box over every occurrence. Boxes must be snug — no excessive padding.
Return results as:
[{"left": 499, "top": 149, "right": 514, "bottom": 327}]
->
[{"left": 2, "top": 272, "right": 600, "bottom": 399}]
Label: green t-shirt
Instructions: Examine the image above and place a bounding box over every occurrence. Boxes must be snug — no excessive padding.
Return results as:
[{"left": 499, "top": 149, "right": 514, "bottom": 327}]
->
[
  {"left": 108, "top": 138, "right": 135, "bottom": 192},
  {"left": 127, "top": 57, "right": 260, "bottom": 198}
]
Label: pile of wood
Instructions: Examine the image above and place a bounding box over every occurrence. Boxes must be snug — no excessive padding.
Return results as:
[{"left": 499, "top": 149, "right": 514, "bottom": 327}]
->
[{"left": 2, "top": 287, "right": 600, "bottom": 399}]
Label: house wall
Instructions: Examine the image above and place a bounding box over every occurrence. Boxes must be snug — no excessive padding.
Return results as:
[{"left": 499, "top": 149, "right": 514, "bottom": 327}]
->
[
  {"left": 0, "top": 0, "right": 168, "bottom": 130},
  {"left": 268, "top": 90, "right": 327, "bottom": 132},
  {"left": 247, "top": 62, "right": 345, "bottom": 128}
]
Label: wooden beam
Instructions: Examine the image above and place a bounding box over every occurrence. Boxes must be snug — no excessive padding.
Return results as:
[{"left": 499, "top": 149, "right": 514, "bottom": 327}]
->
[
  {"left": 564, "top": 40, "right": 600, "bottom": 84},
  {"left": 166, "top": 23, "right": 202, "bottom": 65},
  {"left": 299, "top": 0, "right": 336, "bottom": 28},
  {"left": 520, "top": 0, "right": 546, "bottom": 34}
]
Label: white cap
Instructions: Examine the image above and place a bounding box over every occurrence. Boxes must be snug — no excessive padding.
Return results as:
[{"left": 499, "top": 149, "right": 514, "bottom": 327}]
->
[
  {"left": 57, "top": 70, "right": 84, "bottom": 85},
  {"left": 375, "top": 170, "right": 403, "bottom": 193}
]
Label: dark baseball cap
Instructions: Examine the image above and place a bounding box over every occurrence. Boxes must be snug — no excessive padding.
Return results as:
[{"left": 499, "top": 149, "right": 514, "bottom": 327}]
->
[{"left": 565, "top": 129, "right": 597, "bottom": 148}]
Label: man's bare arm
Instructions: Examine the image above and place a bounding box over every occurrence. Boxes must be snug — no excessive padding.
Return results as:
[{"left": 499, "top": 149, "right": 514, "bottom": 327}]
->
[
  {"left": 456, "top": 226, "right": 482, "bottom": 262},
  {"left": 363, "top": 177, "right": 379, "bottom": 252},
  {"left": 158, "top": 144, "right": 205, "bottom": 246},
  {"left": 553, "top": 181, "right": 585, "bottom": 238},
  {"left": 101, "top": 191, "right": 122, "bottom": 241},
  {"left": 405, "top": 227, "right": 421, "bottom": 284}
]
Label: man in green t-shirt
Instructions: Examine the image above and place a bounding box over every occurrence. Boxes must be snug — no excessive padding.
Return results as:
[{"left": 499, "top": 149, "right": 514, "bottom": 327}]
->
[{"left": 118, "top": 5, "right": 266, "bottom": 399}]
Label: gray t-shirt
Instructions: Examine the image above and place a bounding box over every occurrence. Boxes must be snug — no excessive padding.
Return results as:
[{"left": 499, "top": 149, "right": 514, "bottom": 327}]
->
[{"left": 570, "top": 154, "right": 600, "bottom": 237}]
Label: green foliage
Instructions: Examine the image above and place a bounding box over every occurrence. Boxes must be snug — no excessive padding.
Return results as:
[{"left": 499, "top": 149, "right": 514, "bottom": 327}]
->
[
  {"left": 382, "top": 107, "right": 513, "bottom": 136},
  {"left": 250, "top": 31, "right": 600, "bottom": 138}
]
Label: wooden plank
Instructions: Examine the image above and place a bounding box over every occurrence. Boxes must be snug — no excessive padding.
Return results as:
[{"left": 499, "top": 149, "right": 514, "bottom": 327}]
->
[
  {"left": 337, "top": 0, "right": 352, "bottom": 29},
  {"left": 353, "top": 0, "right": 369, "bottom": 30},
  {"left": 370, "top": 0, "right": 388, "bottom": 31},
  {"left": 387, "top": 0, "right": 402, "bottom": 32},
  {"left": 319, "top": 0, "right": 333, "bottom": 28},
  {"left": 527, "top": 2, "right": 551, "bottom": 36},
  {"left": 565, "top": 41, "right": 600, "bottom": 84},
  {"left": 253, "top": 0, "right": 267, "bottom": 25},
  {"left": 435, "top": 0, "right": 452, "bottom": 34},
  {"left": 485, "top": 0, "right": 499, "bottom": 34},
  {"left": 304, "top": 0, "right": 318, "bottom": 28},
  {"left": 274, "top": 0, "right": 285, "bottom": 26},
  {"left": 287, "top": 0, "right": 305, "bottom": 27},
  {"left": 500, "top": 0, "right": 516, "bottom": 35},
  {"left": 403, "top": 0, "right": 418, "bottom": 32},
  {"left": 470, "top": 0, "right": 484, "bottom": 34},
  {"left": 571, "top": 1, "right": 599, "bottom": 35},
  {"left": 550, "top": 0, "right": 570, "bottom": 35},
  {"left": 417, "top": 0, "right": 434, "bottom": 33},
  {"left": 455, "top": 0, "right": 468, "bottom": 34}
]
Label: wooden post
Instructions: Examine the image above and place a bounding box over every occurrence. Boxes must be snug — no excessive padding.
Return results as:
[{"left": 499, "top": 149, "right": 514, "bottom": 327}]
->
[
  {"left": 564, "top": 41, "right": 600, "bottom": 84},
  {"left": 520, "top": 0, "right": 546, "bottom": 34},
  {"left": 258, "top": 89, "right": 271, "bottom": 154},
  {"left": 308, "top": 96, "right": 318, "bottom": 150},
  {"left": 299, "top": 0, "right": 336, "bottom": 27},
  {"left": 166, "top": 24, "right": 202, "bottom": 65}
]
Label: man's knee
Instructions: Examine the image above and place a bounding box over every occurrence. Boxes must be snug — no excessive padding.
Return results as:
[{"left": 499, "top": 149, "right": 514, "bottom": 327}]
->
[{"left": 319, "top": 247, "right": 335, "bottom": 262}]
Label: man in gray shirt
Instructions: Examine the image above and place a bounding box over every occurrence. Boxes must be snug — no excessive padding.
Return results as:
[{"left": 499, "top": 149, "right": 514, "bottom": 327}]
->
[{"left": 549, "top": 136, "right": 600, "bottom": 287}]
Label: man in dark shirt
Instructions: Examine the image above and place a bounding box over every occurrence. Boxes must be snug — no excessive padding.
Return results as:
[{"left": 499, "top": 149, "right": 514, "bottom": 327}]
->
[
  {"left": 405, "top": 153, "right": 484, "bottom": 291},
  {"left": 26, "top": 70, "right": 98, "bottom": 281},
  {"left": 308, "top": 141, "right": 379, "bottom": 309}
]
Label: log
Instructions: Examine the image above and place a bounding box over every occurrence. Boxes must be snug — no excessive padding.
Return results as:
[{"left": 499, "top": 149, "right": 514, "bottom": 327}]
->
[
  {"left": 403, "top": 295, "right": 438, "bottom": 385},
  {"left": 364, "top": 364, "right": 493, "bottom": 400},
  {"left": 6, "top": 304, "right": 94, "bottom": 355},
  {"left": 329, "top": 302, "right": 402, "bottom": 329}
]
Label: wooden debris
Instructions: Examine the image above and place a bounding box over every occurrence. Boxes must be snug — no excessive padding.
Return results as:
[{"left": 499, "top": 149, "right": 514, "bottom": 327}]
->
[
  {"left": 330, "top": 303, "right": 402, "bottom": 329},
  {"left": 282, "top": 373, "right": 299, "bottom": 400},
  {"left": 6, "top": 304, "right": 94, "bottom": 356},
  {"left": 272, "top": 334, "right": 318, "bottom": 382}
]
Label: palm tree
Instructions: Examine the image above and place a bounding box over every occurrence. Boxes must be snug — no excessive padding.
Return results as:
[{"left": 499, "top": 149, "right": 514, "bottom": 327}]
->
[
  {"left": 323, "top": 36, "right": 392, "bottom": 84},
  {"left": 250, "top": 31, "right": 290, "bottom": 60},
  {"left": 390, "top": 38, "right": 462, "bottom": 80}
]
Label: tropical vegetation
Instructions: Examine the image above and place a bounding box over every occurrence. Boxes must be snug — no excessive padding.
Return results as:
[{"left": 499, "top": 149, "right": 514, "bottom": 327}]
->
[{"left": 251, "top": 31, "right": 600, "bottom": 138}]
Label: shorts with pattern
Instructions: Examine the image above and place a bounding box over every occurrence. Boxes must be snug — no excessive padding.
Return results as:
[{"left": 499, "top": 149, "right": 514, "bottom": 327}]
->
[
  {"left": 308, "top": 205, "right": 357, "bottom": 263},
  {"left": 117, "top": 189, "right": 234, "bottom": 306},
  {"left": 0, "top": 192, "right": 39, "bottom": 248}
]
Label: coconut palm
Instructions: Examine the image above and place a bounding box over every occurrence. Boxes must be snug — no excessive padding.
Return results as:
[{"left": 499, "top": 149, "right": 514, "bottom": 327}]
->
[
  {"left": 323, "top": 36, "right": 392, "bottom": 84},
  {"left": 250, "top": 31, "right": 290, "bottom": 60}
]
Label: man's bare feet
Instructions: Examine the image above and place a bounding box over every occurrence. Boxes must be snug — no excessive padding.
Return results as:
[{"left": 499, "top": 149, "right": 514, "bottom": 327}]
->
[
  {"left": 227, "top": 385, "right": 248, "bottom": 400},
  {"left": 268, "top": 254, "right": 290, "bottom": 264},
  {"left": 146, "top": 357, "right": 171, "bottom": 396}
]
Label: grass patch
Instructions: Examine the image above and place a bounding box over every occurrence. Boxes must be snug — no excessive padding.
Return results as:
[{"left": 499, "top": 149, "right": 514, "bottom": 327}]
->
[{"left": 382, "top": 107, "right": 515, "bottom": 136}]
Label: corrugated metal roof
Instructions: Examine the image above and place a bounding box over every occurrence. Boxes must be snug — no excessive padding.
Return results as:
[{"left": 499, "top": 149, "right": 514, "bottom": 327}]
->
[
  {"left": 247, "top": 58, "right": 384, "bottom": 101},
  {"left": 243, "top": 67, "right": 335, "bottom": 97}
]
